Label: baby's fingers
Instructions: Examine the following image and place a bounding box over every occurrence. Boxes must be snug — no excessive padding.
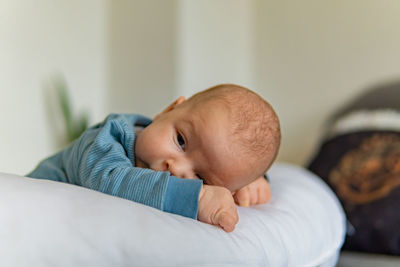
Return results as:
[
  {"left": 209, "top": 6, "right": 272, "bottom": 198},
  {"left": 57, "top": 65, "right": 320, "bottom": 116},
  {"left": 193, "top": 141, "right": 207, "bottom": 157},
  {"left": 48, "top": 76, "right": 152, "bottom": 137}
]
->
[
  {"left": 215, "top": 210, "right": 238, "bottom": 232},
  {"left": 233, "top": 187, "right": 250, "bottom": 207},
  {"left": 257, "top": 182, "right": 271, "bottom": 204}
]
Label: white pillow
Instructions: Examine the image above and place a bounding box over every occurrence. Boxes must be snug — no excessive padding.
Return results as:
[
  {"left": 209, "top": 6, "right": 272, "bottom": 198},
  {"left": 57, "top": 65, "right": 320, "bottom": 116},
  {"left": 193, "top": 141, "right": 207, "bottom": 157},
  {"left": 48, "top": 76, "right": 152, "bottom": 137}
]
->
[{"left": 0, "top": 163, "right": 345, "bottom": 267}]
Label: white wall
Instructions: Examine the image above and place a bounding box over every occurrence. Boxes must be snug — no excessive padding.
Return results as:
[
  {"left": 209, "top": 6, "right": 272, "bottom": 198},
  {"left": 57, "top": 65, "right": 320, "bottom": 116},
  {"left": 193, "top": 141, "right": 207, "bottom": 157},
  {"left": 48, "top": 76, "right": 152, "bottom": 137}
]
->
[
  {"left": 107, "top": 0, "right": 177, "bottom": 118},
  {"left": 254, "top": 0, "right": 400, "bottom": 164},
  {"left": 0, "top": 0, "right": 107, "bottom": 174},
  {"left": 176, "top": 0, "right": 256, "bottom": 97}
]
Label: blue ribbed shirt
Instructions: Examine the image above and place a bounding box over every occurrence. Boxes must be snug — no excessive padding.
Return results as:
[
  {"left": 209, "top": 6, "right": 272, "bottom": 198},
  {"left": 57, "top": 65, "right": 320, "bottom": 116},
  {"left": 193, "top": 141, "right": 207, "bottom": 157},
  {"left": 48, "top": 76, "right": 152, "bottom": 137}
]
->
[{"left": 27, "top": 114, "right": 203, "bottom": 219}]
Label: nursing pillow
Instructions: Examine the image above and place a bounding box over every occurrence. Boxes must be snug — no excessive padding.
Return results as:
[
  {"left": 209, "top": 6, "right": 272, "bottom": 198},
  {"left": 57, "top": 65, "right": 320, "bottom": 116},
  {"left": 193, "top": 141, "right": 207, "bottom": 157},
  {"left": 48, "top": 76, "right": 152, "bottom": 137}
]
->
[{"left": 0, "top": 163, "right": 345, "bottom": 266}]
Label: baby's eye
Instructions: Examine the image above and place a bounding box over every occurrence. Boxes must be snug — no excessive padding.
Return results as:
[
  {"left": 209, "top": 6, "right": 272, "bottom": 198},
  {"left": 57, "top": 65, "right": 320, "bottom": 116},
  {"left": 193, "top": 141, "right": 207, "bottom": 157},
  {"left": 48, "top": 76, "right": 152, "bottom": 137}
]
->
[{"left": 177, "top": 133, "right": 186, "bottom": 150}]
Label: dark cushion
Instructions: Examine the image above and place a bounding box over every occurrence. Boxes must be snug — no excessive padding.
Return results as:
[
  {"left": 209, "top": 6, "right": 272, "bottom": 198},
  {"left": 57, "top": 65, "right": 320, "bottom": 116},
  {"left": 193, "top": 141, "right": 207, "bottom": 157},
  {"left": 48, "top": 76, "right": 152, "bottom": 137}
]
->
[{"left": 308, "top": 81, "right": 400, "bottom": 255}]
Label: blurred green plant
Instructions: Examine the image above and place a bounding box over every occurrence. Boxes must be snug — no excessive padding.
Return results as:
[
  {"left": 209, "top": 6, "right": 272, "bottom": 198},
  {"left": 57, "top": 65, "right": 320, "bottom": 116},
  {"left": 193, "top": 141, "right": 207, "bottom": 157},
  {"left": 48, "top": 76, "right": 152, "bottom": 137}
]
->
[{"left": 54, "top": 78, "right": 89, "bottom": 143}]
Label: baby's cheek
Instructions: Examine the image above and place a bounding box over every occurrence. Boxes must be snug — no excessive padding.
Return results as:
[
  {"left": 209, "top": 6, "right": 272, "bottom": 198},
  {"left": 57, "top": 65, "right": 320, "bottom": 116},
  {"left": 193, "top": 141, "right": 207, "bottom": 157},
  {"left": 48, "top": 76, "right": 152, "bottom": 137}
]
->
[{"left": 135, "top": 134, "right": 155, "bottom": 164}]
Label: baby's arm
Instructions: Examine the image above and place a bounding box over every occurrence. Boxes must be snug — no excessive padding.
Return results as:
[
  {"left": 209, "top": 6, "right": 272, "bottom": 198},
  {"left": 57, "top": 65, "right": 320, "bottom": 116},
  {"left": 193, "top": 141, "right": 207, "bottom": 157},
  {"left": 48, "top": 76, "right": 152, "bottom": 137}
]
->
[
  {"left": 233, "top": 176, "right": 271, "bottom": 207},
  {"left": 78, "top": 150, "right": 237, "bottom": 231},
  {"left": 68, "top": 148, "right": 203, "bottom": 219},
  {"left": 28, "top": 115, "right": 202, "bottom": 219}
]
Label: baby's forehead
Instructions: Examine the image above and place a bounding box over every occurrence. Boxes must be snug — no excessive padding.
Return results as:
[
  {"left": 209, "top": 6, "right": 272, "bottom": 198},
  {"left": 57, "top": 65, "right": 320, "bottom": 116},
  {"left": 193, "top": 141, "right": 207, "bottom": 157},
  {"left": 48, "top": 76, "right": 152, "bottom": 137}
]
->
[{"left": 180, "top": 100, "right": 232, "bottom": 128}]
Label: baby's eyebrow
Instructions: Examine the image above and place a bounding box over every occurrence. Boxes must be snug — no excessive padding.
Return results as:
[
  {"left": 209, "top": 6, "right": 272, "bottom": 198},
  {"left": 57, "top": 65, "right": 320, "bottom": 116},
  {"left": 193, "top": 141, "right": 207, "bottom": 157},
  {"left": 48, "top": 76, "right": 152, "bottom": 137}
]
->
[{"left": 180, "top": 118, "right": 196, "bottom": 133}]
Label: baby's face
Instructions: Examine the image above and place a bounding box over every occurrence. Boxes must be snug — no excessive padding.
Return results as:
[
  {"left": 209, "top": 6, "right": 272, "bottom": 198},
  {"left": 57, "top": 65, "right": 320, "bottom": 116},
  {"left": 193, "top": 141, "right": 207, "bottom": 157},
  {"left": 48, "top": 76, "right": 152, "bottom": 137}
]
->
[{"left": 135, "top": 98, "right": 259, "bottom": 192}]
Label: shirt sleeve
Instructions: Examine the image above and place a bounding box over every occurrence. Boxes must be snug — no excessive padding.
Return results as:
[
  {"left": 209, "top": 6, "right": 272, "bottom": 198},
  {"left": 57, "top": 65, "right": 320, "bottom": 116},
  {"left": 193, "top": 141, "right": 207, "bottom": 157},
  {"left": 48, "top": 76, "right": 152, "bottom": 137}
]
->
[{"left": 32, "top": 114, "right": 203, "bottom": 219}]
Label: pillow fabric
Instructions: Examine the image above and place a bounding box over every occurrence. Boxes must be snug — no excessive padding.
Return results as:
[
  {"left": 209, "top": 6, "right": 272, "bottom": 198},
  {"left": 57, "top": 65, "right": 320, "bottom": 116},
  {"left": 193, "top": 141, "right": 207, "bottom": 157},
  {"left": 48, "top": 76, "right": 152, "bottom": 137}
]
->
[
  {"left": 308, "top": 82, "right": 400, "bottom": 255},
  {"left": 0, "top": 163, "right": 345, "bottom": 267}
]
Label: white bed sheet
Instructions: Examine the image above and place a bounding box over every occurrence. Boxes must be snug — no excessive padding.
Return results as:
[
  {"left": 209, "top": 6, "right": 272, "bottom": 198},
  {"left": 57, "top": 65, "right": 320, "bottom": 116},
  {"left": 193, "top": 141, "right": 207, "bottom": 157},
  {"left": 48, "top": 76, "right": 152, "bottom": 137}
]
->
[{"left": 0, "top": 163, "right": 345, "bottom": 266}]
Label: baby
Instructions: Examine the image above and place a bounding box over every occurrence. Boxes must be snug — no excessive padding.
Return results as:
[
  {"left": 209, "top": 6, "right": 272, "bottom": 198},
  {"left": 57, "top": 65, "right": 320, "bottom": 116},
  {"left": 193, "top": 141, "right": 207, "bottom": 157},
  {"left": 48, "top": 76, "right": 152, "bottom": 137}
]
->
[{"left": 28, "top": 84, "right": 280, "bottom": 232}]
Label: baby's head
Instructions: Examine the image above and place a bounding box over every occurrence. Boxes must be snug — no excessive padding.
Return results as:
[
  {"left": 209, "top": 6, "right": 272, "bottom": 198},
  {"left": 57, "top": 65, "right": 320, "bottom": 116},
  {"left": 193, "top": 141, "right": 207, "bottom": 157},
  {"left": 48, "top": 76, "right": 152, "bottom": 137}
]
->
[{"left": 135, "top": 84, "right": 280, "bottom": 192}]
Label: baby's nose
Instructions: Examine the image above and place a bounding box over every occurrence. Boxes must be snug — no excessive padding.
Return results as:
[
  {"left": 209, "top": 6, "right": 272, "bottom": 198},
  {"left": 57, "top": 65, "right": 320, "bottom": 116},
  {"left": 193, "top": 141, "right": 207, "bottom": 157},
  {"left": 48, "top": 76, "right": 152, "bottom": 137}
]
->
[{"left": 165, "top": 159, "right": 194, "bottom": 179}]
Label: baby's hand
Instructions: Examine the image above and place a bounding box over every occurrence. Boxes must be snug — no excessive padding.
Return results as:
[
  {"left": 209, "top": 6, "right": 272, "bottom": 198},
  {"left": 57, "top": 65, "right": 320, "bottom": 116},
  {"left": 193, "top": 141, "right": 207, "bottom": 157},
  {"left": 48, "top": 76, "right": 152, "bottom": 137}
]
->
[
  {"left": 198, "top": 185, "right": 238, "bottom": 232},
  {"left": 233, "top": 176, "right": 271, "bottom": 207}
]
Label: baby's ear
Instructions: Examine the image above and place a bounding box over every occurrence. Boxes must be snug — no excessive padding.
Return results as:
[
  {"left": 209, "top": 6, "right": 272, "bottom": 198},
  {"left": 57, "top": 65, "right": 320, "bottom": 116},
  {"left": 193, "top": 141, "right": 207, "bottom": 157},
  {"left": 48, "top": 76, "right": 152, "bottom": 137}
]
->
[{"left": 154, "top": 96, "right": 186, "bottom": 119}]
